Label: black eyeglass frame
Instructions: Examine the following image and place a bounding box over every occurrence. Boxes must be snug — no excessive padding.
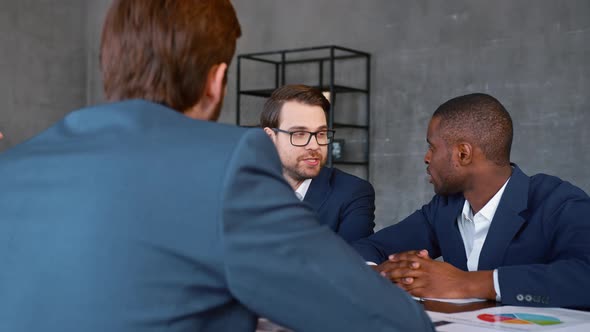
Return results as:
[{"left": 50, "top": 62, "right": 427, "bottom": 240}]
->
[{"left": 272, "top": 128, "right": 336, "bottom": 147}]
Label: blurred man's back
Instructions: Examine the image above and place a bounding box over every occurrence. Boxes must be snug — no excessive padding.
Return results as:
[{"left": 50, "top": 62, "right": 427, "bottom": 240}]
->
[{"left": 0, "top": 1, "right": 433, "bottom": 331}]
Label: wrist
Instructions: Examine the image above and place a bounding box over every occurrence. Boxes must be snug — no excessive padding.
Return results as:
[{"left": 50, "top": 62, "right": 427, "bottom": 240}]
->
[{"left": 466, "top": 271, "right": 496, "bottom": 300}]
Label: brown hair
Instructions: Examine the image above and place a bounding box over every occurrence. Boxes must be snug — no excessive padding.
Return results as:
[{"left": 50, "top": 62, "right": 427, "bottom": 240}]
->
[
  {"left": 433, "top": 93, "right": 513, "bottom": 166},
  {"left": 260, "top": 84, "right": 330, "bottom": 128},
  {"left": 100, "top": 0, "right": 241, "bottom": 112}
]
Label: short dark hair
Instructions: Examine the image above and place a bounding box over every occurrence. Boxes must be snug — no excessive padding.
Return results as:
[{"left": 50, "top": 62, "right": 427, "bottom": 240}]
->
[
  {"left": 100, "top": 0, "right": 241, "bottom": 112},
  {"left": 433, "top": 93, "right": 513, "bottom": 165},
  {"left": 260, "top": 85, "right": 330, "bottom": 128}
]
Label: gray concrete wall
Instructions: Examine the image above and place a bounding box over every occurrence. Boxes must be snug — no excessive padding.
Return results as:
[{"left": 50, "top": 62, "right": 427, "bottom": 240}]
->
[
  {"left": 230, "top": 0, "right": 590, "bottom": 229},
  {"left": 86, "top": 0, "right": 111, "bottom": 106},
  {"left": 2, "top": 1, "right": 589, "bottom": 230},
  {"left": 0, "top": 1, "right": 87, "bottom": 151}
]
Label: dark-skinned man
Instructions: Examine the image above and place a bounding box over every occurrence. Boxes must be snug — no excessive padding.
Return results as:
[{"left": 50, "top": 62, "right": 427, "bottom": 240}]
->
[{"left": 354, "top": 93, "right": 590, "bottom": 309}]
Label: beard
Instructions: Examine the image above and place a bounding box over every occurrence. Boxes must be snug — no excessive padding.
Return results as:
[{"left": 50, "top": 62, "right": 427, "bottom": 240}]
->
[
  {"left": 428, "top": 151, "right": 463, "bottom": 196},
  {"left": 431, "top": 168, "right": 463, "bottom": 196},
  {"left": 284, "top": 151, "right": 326, "bottom": 182}
]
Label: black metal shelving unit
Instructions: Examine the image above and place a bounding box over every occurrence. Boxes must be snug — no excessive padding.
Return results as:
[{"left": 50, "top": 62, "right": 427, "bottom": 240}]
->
[{"left": 236, "top": 45, "right": 371, "bottom": 179}]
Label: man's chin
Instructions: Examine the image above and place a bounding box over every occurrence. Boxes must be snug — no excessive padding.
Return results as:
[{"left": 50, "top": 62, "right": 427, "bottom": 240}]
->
[
  {"left": 432, "top": 184, "right": 443, "bottom": 195},
  {"left": 433, "top": 186, "right": 459, "bottom": 196},
  {"left": 300, "top": 167, "right": 321, "bottom": 179}
]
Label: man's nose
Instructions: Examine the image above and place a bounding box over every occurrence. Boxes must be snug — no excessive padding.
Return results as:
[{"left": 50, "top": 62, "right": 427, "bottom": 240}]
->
[{"left": 306, "top": 135, "right": 321, "bottom": 149}]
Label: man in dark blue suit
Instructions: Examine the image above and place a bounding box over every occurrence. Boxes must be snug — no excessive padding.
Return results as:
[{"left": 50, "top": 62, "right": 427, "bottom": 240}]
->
[
  {"left": 0, "top": 1, "right": 433, "bottom": 331},
  {"left": 354, "top": 93, "right": 590, "bottom": 309},
  {"left": 260, "top": 85, "right": 375, "bottom": 243}
]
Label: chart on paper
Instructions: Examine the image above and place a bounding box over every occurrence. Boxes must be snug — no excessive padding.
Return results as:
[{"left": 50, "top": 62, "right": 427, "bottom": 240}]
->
[
  {"left": 428, "top": 306, "right": 590, "bottom": 331},
  {"left": 477, "top": 313, "right": 562, "bottom": 326}
]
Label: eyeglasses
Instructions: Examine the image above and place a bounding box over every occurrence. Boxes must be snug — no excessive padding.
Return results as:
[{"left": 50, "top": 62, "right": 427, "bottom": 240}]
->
[{"left": 272, "top": 128, "right": 335, "bottom": 147}]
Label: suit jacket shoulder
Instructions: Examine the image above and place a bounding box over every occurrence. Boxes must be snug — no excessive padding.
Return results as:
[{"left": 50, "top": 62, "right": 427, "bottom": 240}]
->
[
  {"left": 493, "top": 167, "right": 590, "bottom": 308},
  {"left": 304, "top": 167, "right": 375, "bottom": 242}
]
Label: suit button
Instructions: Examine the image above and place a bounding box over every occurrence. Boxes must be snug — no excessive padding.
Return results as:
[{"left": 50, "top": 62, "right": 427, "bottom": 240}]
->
[
  {"left": 516, "top": 294, "right": 524, "bottom": 301},
  {"left": 525, "top": 295, "right": 532, "bottom": 302}
]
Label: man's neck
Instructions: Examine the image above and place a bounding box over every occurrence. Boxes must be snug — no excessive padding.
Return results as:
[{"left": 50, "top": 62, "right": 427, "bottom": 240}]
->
[
  {"left": 463, "top": 164, "right": 512, "bottom": 213},
  {"left": 285, "top": 175, "right": 305, "bottom": 191}
]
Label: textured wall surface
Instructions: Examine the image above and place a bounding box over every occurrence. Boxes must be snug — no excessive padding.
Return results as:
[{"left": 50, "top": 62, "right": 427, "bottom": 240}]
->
[
  {"left": 229, "top": 0, "right": 590, "bottom": 229},
  {"left": 0, "top": 1, "right": 86, "bottom": 151},
  {"left": 2, "top": 1, "right": 589, "bottom": 229}
]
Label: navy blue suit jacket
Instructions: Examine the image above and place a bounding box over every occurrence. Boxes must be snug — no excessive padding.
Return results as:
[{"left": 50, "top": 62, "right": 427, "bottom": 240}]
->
[
  {"left": 304, "top": 167, "right": 375, "bottom": 242},
  {"left": 354, "top": 166, "right": 590, "bottom": 309},
  {"left": 0, "top": 100, "right": 433, "bottom": 332}
]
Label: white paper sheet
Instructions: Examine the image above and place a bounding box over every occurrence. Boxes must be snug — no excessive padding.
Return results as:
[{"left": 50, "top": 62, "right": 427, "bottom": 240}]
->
[
  {"left": 427, "top": 306, "right": 590, "bottom": 331},
  {"left": 414, "top": 296, "right": 488, "bottom": 304}
]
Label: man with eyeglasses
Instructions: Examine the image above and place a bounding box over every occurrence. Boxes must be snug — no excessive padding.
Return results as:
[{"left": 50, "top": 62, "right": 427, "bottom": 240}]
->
[{"left": 261, "top": 84, "right": 375, "bottom": 243}]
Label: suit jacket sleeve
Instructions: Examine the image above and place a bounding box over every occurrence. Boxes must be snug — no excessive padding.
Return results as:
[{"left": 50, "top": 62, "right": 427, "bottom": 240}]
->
[
  {"left": 219, "top": 129, "right": 433, "bottom": 332},
  {"left": 353, "top": 196, "right": 442, "bottom": 264},
  {"left": 336, "top": 179, "right": 376, "bottom": 242},
  {"left": 498, "top": 192, "right": 590, "bottom": 309}
]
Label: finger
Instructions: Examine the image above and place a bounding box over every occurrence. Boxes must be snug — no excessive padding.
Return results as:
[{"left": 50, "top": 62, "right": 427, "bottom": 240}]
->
[
  {"left": 379, "top": 261, "right": 420, "bottom": 276},
  {"left": 384, "top": 258, "right": 422, "bottom": 271},
  {"left": 375, "top": 260, "right": 400, "bottom": 273},
  {"left": 401, "top": 277, "right": 414, "bottom": 285},
  {"left": 402, "top": 279, "right": 429, "bottom": 294},
  {"left": 396, "top": 281, "right": 423, "bottom": 294},
  {"left": 389, "top": 250, "right": 419, "bottom": 261},
  {"left": 391, "top": 278, "right": 404, "bottom": 284},
  {"left": 416, "top": 249, "right": 430, "bottom": 259},
  {"left": 381, "top": 268, "right": 404, "bottom": 279},
  {"left": 381, "top": 269, "right": 402, "bottom": 281},
  {"left": 386, "top": 267, "right": 423, "bottom": 281}
]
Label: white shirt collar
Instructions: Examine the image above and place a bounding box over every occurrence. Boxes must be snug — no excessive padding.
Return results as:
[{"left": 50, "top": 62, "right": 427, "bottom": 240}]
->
[
  {"left": 294, "top": 179, "right": 313, "bottom": 201},
  {"left": 462, "top": 177, "right": 511, "bottom": 222}
]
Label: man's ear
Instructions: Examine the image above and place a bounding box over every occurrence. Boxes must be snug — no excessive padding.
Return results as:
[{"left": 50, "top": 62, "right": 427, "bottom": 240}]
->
[
  {"left": 208, "top": 62, "right": 227, "bottom": 103},
  {"left": 263, "top": 127, "right": 277, "bottom": 143},
  {"left": 456, "top": 142, "right": 473, "bottom": 165},
  {"left": 185, "top": 63, "right": 227, "bottom": 121}
]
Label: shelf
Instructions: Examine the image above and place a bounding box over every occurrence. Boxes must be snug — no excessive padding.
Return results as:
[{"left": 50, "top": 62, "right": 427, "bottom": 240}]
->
[
  {"left": 239, "top": 89, "right": 275, "bottom": 98},
  {"left": 333, "top": 161, "right": 368, "bottom": 166},
  {"left": 241, "top": 54, "right": 366, "bottom": 65},
  {"left": 239, "top": 45, "right": 370, "bottom": 62},
  {"left": 236, "top": 45, "right": 371, "bottom": 178},
  {"left": 240, "top": 85, "right": 368, "bottom": 98},
  {"left": 333, "top": 123, "right": 368, "bottom": 129}
]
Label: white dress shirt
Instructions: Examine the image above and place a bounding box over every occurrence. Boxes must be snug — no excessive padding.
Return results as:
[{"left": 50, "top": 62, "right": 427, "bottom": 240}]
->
[
  {"left": 294, "top": 179, "right": 312, "bottom": 201},
  {"left": 458, "top": 178, "right": 510, "bottom": 301}
]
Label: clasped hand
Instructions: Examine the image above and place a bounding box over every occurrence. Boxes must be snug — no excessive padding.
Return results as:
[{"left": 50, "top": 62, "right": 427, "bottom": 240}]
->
[{"left": 374, "top": 249, "right": 472, "bottom": 299}]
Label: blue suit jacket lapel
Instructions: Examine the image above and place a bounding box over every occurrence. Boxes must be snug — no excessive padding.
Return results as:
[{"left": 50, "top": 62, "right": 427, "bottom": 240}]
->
[
  {"left": 438, "top": 196, "right": 469, "bottom": 270},
  {"left": 303, "top": 167, "right": 332, "bottom": 212},
  {"left": 478, "top": 166, "right": 529, "bottom": 270}
]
